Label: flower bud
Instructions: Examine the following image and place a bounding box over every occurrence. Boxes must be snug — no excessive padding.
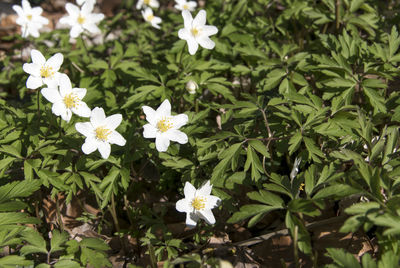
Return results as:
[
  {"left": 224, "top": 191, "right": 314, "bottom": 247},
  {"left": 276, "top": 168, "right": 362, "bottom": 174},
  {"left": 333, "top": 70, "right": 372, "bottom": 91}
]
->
[{"left": 186, "top": 80, "right": 198, "bottom": 94}]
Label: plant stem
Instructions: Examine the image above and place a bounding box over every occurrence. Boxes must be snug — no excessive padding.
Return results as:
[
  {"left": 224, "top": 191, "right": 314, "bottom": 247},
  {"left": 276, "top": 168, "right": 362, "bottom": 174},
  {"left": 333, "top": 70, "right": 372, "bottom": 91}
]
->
[
  {"left": 293, "top": 225, "right": 300, "bottom": 268},
  {"left": 80, "top": 36, "right": 93, "bottom": 62},
  {"left": 55, "top": 196, "right": 64, "bottom": 231},
  {"left": 260, "top": 108, "right": 272, "bottom": 138},
  {"left": 335, "top": 0, "right": 341, "bottom": 31},
  {"left": 37, "top": 89, "right": 41, "bottom": 122},
  {"left": 110, "top": 194, "right": 120, "bottom": 232}
]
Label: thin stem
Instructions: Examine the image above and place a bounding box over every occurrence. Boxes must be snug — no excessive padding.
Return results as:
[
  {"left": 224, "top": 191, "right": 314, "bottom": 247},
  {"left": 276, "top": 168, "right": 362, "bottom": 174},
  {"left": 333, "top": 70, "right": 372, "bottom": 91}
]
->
[
  {"left": 293, "top": 225, "right": 300, "bottom": 268},
  {"left": 335, "top": 0, "right": 341, "bottom": 31},
  {"left": 37, "top": 89, "right": 41, "bottom": 122},
  {"left": 260, "top": 108, "right": 272, "bottom": 138},
  {"left": 80, "top": 36, "right": 93, "bottom": 62},
  {"left": 109, "top": 194, "right": 120, "bottom": 232},
  {"left": 55, "top": 197, "right": 64, "bottom": 231}
]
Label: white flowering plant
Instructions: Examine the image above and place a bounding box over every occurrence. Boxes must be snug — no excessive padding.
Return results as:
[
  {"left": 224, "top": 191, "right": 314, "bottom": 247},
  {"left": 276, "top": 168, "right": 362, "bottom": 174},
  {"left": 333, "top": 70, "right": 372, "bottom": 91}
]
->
[{"left": 2, "top": 0, "right": 400, "bottom": 267}]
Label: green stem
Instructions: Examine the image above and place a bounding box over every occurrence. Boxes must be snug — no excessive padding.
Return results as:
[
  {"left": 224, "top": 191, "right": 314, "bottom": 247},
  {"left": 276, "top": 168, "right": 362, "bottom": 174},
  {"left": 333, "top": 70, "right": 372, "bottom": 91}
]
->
[
  {"left": 109, "top": 194, "right": 120, "bottom": 232},
  {"left": 80, "top": 36, "right": 93, "bottom": 62},
  {"left": 335, "top": 0, "right": 341, "bottom": 31},
  {"left": 37, "top": 89, "right": 41, "bottom": 122}
]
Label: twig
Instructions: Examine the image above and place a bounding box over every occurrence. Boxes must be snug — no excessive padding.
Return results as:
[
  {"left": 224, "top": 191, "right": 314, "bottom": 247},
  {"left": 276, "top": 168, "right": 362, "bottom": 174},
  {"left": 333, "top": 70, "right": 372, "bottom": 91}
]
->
[
  {"left": 335, "top": 0, "right": 341, "bottom": 31},
  {"left": 260, "top": 108, "right": 272, "bottom": 138}
]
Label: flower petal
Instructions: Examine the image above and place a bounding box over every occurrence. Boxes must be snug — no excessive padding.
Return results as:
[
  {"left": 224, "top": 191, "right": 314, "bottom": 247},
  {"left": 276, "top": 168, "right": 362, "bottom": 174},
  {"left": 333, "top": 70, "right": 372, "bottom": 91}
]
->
[
  {"left": 90, "top": 107, "right": 106, "bottom": 128},
  {"left": 52, "top": 101, "right": 66, "bottom": 117},
  {"left": 83, "top": 23, "right": 101, "bottom": 34},
  {"left": 142, "top": 106, "right": 157, "bottom": 125},
  {"left": 155, "top": 134, "right": 170, "bottom": 152},
  {"left": 187, "top": 37, "right": 199, "bottom": 55},
  {"left": 143, "top": 124, "right": 157, "bottom": 138},
  {"left": 72, "top": 102, "right": 91, "bottom": 118},
  {"left": 197, "top": 180, "right": 212, "bottom": 196},
  {"left": 26, "top": 75, "right": 43, "bottom": 89},
  {"left": 182, "top": 10, "right": 193, "bottom": 30},
  {"left": 108, "top": 131, "right": 126, "bottom": 146},
  {"left": 65, "top": 3, "right": 80, "bottom": 16},
  {"left": 30, "top": 49, "right": 46, "bottom": 65},
  {"left": 70, "top": 25, "right": 84, "bottom": 38},
  {"left": 82, "top": 137, "right": 98, "bottom": 154},
  {"left": 59, "top": 74, "right": 72, "bottom": 96},
  {"left": 202, "top": 25, "right": 218, "bottom": 36},
  {"left": 172, "top": 114, "right": 188, "bottom": 129},
  {"left": 104, "top": 114, "right": 122, "bottom": 130},
  {"left": 193, "top": 10, "right": 206, "bottom": 27},
  {"left": 12, "top": 5, "right": 24, "bottom": 17},
  {"left": 41, "top": 87, "right": 62, "bottom": 103},
  {"left": 166, "top": 129, "right": 188, "bottom": 144},
  {"left": 186, "top": 212, "right": 199, "bottom": 227},
  {"left": 75, "top": 122, "right": 95, "bottom": 137},
  {"left": 176, "top": 199, "right": 190, "bottom": 213},
  {"left": 97, "top": 141, "right": 111, "bottom": 159},
  {"left": 46, "top": 53, "right": 63, "bottom": 72},
  {"left": 73, "top": 88, "right": 87, "bottom": 100},
  {"left": 197, "top": 36, "right": 215, "bottom": 50},
  {"left": 23, "top": 63, "right": 40, "bottom": 77},
  {"left": 205, "top": 195, "right": 221, "bottom": 210},
  {"left": 183, "top": 181, "right": 196, "bottom": 199},
  {"left": 81, "top": 0, "right": 94, "bottom": 14},
  {"left": 198, "top": 209, "right": 216, "bottom": 225},
  {"left": 178, "top": 28, "right": 190, "bottom": 40},
  {"left": 156, "top": 99, "right": 171, "bottom": 116},
  {"left": 61, "top": 109, "right": 73, "bottom": 122},
  {"left": 22, "top": 0, "right": 31, "bottom": 11}
]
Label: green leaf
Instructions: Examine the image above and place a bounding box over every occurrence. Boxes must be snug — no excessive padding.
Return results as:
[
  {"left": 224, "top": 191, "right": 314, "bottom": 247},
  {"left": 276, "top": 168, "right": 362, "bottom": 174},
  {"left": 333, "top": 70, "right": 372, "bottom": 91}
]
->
[
  {"left": 20, "top": 229, "right": 48, "bottom": 255},
  {"left": 50, "top": 230, "right": 68, "bottom": 253},
  {"left": 227, "top": 204, "right": 278, "bottom": 224},
  {"left": 0, "top": 255, "right": 33, "bottom": 267},
  {"left": 247, "top": 190, "right": 284, "bottom": 207},
  {"left": 325, "top": 248, "right": 361, "bottom": 268}
]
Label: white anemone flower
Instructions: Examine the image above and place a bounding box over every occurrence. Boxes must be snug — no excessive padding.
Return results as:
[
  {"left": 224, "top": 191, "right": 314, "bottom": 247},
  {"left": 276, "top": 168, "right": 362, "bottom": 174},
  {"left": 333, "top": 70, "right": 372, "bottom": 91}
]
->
[
  {"left": 41, "top": 74, "right": 91, "bottom": 122},
  {"left": 142, "top": 100, "right": 188, "bottom": 152},
  {"left": 176, "top": 181, "right": 221, "bottom": 227},
  {"left": 136, "top": 0, "right": 159, "bottom": 10},
  {"left": 141, "top": 7, "right": 162, "bottom": 29},
  {"left": 23, "top": 49, "right": 63, "bottom": 89},
  {"left": 12, "top": 0, "right": 49, "bottom": 38},
  {"left": 75, "top": 107, "right": 126, "bottom": 159},
  {"left": 59, "top": 1, "right": 104, "bottom": 38},
  {"left": 178, "top": 10, "right": 218, "bottom": 55},
  {"left": 174, "top": 0, "right": 197, "bottom": 12}
]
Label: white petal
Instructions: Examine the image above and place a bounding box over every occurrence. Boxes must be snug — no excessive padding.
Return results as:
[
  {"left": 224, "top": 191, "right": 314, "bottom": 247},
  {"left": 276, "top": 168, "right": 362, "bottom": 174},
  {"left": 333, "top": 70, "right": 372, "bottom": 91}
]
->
[
  {"left": 142, "top": 106, "right": 157, "bottom": 125},
  {"left": 82, "top": 137, "right": 98, "bottom": 154},
  {"left": 205, "top": 195, "right": 221, "bottom": 210},
  {"left": 41, "top": 87, "right": 62, "bottom": 103},
  {"left": 90, "top": 107, "right": 106, "bottom": 128},
  {"left": 108, "top": 131, "right": 126, "bottom": 146},
  {"left": 81, "top": 1, "right": 94, "bottom": 14},
  {"left": 143, "top": 124, "right": 157, "bottom": 138},
  {"left": 12, "top": 5, "right": 24, "bottom": 17},
  {"left": 181, "top": 10, "right": 193, "bottom": 30},
  {"left": 72, "top": 102, "right": 91, "bottom": 117},
  {"left": 151, "top": 17, "right": 162, "bottom": 29},
  {"left": 59, "top": 74, "right": 72, "bottom": 96},
  {"left": 150, "top": 0, "right": 160, "bottom": 8},
  {"left": 22, "top": 0, "right": 31, "bottom": 11},
  {"left": 73, "top": 88, "right": 87, "bottom": 100},
  {"left": 198, "top": 209, "right": 216, "bottom": 225},
  {"left": 84, "top": 23, "right": 101, "bottom": 34},
  {"left": 75, "top": 122, "right": 95, "bottom": 137},
  {"left": 52, "top": 102, "right": 66, "bottom": 117},
  {"left": 97, "top": 141, "right": 111, "bottom": 159},
  {"left": 30, "top": 49, "right": 46, "bottom": 65},
  {"left": 104, "top": 114, "right": 122, "bottom": 130},
  {"left": 65, "top": 3, "right": 80, "bottom": 16},
  {"left": 61, "top": 109, "right": 73, "bottom": 122},
  {"left": 155, "top": 134, "right": 170, "bottom": 152},
  {"left": 172, "top": 114, "right": 188, "bottom": 129},
  {"left": 35, "top": 16, "right": 49, "bottom": 25},
  {"left": 136, "top": 0, "right": 143, "bottom": 9},
  {"left": 43, "top": 74, "right": 60, "bottom": 88},
  {"left": 186, "top": 212, "right": 199, "bottom": 227},
  {"left": 202, "top": 25, "right": 218, "bottom": 36},
  {"left": 178, "top": 28, "right": 190, "bottom": 40},
  {"left": 156, "top": 99, "right": 171, "bottom": 116},
  {"left": 88, "top": 13, "right": 104, "bottom": 23},
  {"left": 183, "top": 181, "right": 196, "bottom": 199},
  {"left": 197, "top": 180, "right": 212, "bottom": 196},
  {"left": 166, "top": 129, "right": 188, "bottom": 144},
  {"left": 46, "top": 53, "right": 63, "bottom": 72},
  {"left": 197, "top": 36, "right": 215, "bottom": 50},
  {"left": 23, "top": 63, "right": 40, "bottom": 76},
  {"left": 59, "top": 16, "right": 71, "bottom": 26},
  {"left": 26, "top": 75, "right": 43, "bottom": 89},
  {"left": 193, "top": 10, "right": 206, "bottom": 27},
  {"left": 187, "top": 37, "right": 199, "bottom": 55},
  {"left": 70, "top": 25, "right": 84, "bottom": 38},
  {"left": 176, "top": 199, "right": 190, "bottom": 213}
]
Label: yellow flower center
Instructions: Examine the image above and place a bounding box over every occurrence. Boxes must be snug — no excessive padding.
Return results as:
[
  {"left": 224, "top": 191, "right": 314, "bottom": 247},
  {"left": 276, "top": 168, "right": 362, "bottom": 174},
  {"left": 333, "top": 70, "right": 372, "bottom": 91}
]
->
[
  {"left": 77, "top": 14, "right": 86, "bottom": 25},
  {"left": 183, "top": 4, "right": 189, "bottom": 9},
  {"left": 191, "top": 196, "right": 206, "bottom": 211},
  {"left": 144, "top": 0, "right": 150, "bottom": 4},
  {"left": 156, "top": 117, "right": 172, "bottom": 133},
  {"left": 191, "top": 27, "right": 199, "bottom": 37},
  {"left": 95, "top": 126, "right": 111, "bottom": 141},
  {"left": 299, "top": 183, "right": 305, "bottom": 191},
  {"left": 63, "top": 93, "right": 79, "bottom": 109},
  {"left": 27, "top": 14, "right": 32, "bottom": 20},
  {"left": 40, "top": 66, "right": 54, "bottom": 78},
  {"left": 146, "top": 14, "right": 154, "bottom": 21}
]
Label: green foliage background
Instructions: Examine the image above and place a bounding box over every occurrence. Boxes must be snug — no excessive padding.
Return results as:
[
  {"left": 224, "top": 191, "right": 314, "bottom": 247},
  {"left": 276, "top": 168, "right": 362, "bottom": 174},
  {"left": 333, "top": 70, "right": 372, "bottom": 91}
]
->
[{"left": 2, "top": 0, "right": 400, "bottom": 266}]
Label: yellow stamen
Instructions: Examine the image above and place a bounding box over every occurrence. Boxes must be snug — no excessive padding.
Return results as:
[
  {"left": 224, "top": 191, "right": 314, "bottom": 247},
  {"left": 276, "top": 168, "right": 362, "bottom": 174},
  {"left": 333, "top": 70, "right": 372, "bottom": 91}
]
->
[
  {"left": 183, "top": 4, "right": 189, "bottom": 9},
  {"left": 95, "top": 126, "right": 111, "bottom": 141},
  {"left": 191, "top": 27, "right": 199, "bottom": 36},
  {"left": 144, "top": 0, "right": 150, "bottom": 4},
  {"left": 63, "top": 93, "right": 79, "bottom": 109},
  {"left": 156, "top": 117, "right": 172, "bottom": 133},
  {"left": 27, "top": 14, "right": 32, "bottom": 20},
  {"left": 77, "top": 14, "right": 86, "bottom": 25},
  {"left": 40, "top": 66, "right": 54, "bottom": 78},
  {"left": 146, "top": 14, "right": 154, "bottom": 22},
  {"left": 299, "top": 183, "right": 305, "bottom": 191},
  {"left": 191, "top": 196, "right": 206, "bottom": 211}
]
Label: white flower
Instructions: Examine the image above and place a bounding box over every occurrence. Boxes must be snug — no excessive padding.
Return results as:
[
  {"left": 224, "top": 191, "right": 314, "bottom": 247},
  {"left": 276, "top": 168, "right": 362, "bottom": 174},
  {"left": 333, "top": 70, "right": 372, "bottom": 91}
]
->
[
  {"left": 176, "top": 181, "right": 221, "bottom": 227},
  {"left": 59, "top": 1, "right": 104, "bottom": 38},
  {"left": 75, "top": 107, "right": 126, "bottom": 159},
  {"left": 41, "top": 74, "right": 91, "bottom": 122},
  {"left": 185, "top": 80, "right": 198, "bottom": 94},
  {"left": 12, "top": 0, "right": 49, "bottom": 38},
  {"left": 136, "top": 0, "right": 159, "bottom": 10},
  {"left": 141, "top": 7, "right": 162, "bottom": 29},
  {"left": 142, "top": 99, "right": 188, "bottom": 152},
  {"left": 23, "top": 49, "right": 63, "bottom": 89},
  {"left": 178, "top": 10, "right": 218, "bottom": 55},
  {"left": 174, "top": 0, "right": 197, "bottom": 12}
]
